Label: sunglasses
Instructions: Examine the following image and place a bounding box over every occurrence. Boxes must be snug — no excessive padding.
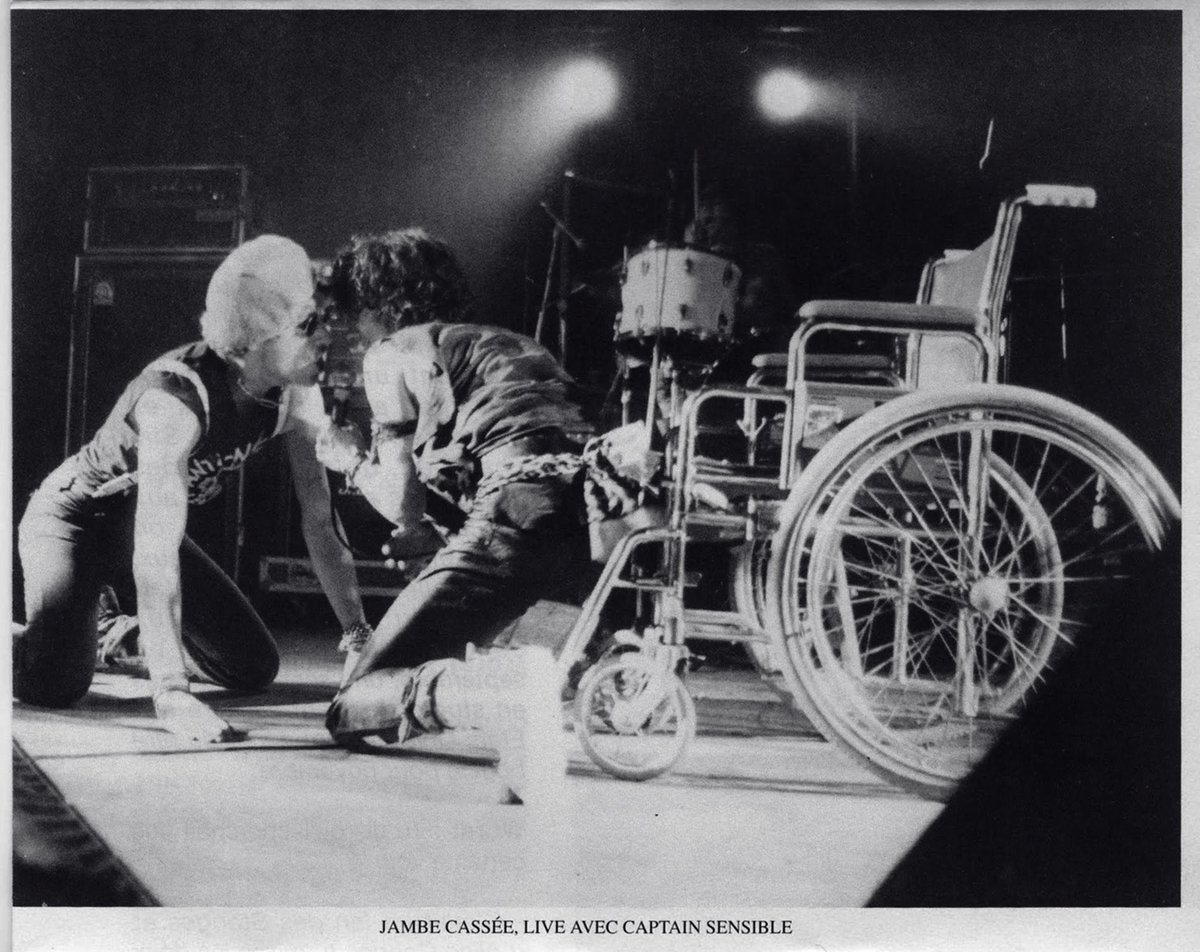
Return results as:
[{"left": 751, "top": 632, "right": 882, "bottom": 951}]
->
[{"left": 296, "top": 307, "right": 327, "bottom": 337}]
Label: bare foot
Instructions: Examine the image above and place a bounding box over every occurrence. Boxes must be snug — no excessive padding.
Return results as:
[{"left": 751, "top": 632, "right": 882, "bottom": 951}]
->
[{"left": 153, "top": 689, "right": 246, "bottom": 743}]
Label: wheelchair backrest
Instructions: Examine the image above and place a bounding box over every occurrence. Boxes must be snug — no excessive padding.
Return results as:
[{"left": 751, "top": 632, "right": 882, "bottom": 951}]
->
[
  {"left": 920, "top": 240, "right": 994, "bottom": 310},
  {"left": 910, "top": 238, "right": 996, "bottom": 389},
  {"left": 908, "top": 185, "right": 1096, "bottom": 390}
]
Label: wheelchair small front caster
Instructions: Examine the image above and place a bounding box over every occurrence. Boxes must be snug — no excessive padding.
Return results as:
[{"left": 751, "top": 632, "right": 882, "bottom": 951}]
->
[{"left": 572, "top": 653, "right": 696, "bottom": 781}]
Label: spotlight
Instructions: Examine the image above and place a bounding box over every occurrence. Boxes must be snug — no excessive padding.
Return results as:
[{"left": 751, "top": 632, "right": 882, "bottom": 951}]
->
[
  {"left": 552, "top": 58, "right": 618, "bottom": 124},
  {"left": 756, "top": 68, "right": 815, "bottom": 122}
]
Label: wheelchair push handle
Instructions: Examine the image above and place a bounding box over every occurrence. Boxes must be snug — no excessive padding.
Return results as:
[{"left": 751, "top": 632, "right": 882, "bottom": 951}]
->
[{"left": 1023, "top": 184, "right": 1097, "bottom": 209}]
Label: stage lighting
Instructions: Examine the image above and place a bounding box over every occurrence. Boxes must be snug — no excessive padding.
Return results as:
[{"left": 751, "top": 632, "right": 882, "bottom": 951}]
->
[
  {"left": 756, "top": 68, "right": 815, "bottom": 122},
  {"left": 552, "top": 59, "right": 617, "bottom": 124}
]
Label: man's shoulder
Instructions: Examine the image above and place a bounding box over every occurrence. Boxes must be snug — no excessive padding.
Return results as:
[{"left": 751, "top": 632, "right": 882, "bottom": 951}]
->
[
  {"left": 141, "top": 341, "right": 221, "bottom": 377},
  {"left": 379, "top": 325, "right": 443, "bottom": 353},
  {"left": 133, "top": 342, "right": 223, "bottom": 422},
  {"left": 440, "top": 323, "right": 548, "bottom": 358},
  {"left": 364, "top": 332, "right": 443, "bottom": 389}
]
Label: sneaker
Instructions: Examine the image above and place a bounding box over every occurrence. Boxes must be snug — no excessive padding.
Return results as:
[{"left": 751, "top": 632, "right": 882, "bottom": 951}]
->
[
  {"left": 492, "top": 647, "right": 568, "bottom": 806},
  {"left": 94, "top": 587, "right": 204, "bottom": 682},
  {"left": 418, "top": 646, "right": 568, "bottom": 804}
]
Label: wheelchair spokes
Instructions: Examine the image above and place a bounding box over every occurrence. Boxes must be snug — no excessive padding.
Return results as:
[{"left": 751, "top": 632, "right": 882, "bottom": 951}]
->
[
  {"left": 573, "top": 652, "right": 697, "bottom": 782},
  {"left": 767, "top": 387, "right": 1177, "bottom": 799}
]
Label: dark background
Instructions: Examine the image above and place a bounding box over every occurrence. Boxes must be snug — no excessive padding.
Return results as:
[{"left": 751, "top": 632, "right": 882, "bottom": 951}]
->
[{"left": 11, "top": 9, "right": 1181, "bottom": 586}]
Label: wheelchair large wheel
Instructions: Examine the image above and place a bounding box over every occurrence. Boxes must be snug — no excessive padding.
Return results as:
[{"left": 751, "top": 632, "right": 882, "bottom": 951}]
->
[
  {"left": 765, "top": 384, "right": 1179, "bottom": 801},
  {"left": 731, "top": 538, "right": 792, "bottom": 697},
  {"left": 739, "top": 458, "right": 1059, "bottom": 713},
  {"left": 573, "top": 653, "right": 697, "bottom": 781}
]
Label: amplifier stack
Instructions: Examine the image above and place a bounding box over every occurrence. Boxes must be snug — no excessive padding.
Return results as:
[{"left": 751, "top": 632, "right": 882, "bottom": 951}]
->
[{"left": 68, "top": 165, "right": 250, "bottom": 575}]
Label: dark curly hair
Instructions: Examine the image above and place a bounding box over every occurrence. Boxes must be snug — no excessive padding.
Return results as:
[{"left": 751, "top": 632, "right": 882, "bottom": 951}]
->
[{"left": 321, "top": 228, "right": 473, "bottom": 331}]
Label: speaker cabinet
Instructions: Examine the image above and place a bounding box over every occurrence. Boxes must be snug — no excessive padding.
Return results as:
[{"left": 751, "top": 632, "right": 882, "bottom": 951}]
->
[{"left": 66, "top": 252, "right": 242, "bottom": 572}]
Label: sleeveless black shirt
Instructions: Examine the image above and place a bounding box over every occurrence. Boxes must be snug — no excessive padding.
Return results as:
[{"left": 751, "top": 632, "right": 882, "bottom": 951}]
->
[{"left": 73, "top": 341, "right": 289, "bottom": 505}]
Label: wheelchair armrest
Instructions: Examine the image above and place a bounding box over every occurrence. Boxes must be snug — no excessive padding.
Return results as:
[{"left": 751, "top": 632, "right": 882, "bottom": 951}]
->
[
  {"left": 754, "top": 351, "right": 895, "bottom": 373},
  {"left": 750, "top": 353, "right": 788, "bottom": 370},
  {"left": 797, "top": 299, "right": 981, "bottom": 331}
]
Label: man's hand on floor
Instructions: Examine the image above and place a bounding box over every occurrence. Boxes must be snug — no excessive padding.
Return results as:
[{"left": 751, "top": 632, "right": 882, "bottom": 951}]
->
[{"left": 153, "top": 688, "right": 246, "bottom": 743}]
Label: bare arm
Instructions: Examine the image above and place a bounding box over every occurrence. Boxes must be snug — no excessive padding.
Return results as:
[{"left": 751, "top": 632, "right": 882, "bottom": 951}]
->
[
  {"left": 313, "top": 419, "right": 445, "bottom": 685},
  {"left": 315, "top": 339, "right": 443, "bottom": 546},
  {"left": 284, "top": 425, "right": 367, "bottom": 629},
  {"left": 353, "top": 433, "right": 424, "bottom": 528},
  {"left": 315, "top": 424, "right": 441, "bottom": 553},
  {"left": 132, "top": 389, "right": 241, "bottom": 742}
]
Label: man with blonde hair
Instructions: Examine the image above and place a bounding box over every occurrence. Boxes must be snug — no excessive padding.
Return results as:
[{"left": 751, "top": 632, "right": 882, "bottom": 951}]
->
[{"left": 15, "top": 235, "right": 369, "bottom": 742}]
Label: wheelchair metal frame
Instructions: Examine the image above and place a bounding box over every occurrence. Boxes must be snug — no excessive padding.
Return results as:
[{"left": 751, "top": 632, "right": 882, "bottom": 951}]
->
[
  {"left": 555, "top": 183, "right": 1176, "bottom": 797},
  {"left": 558, "top": 186, "right": 1088, "bottom": 669}
]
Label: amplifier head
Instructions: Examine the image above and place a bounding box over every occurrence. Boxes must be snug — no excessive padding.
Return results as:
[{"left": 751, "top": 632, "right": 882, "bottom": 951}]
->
[{"left": 84, "top": 165, "right": 249, "bottom": 253}]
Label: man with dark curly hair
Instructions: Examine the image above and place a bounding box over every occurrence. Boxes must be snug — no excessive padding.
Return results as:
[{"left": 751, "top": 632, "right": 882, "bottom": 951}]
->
[{"left": 316, "top": 228, "right": 589, "bottom": 804}]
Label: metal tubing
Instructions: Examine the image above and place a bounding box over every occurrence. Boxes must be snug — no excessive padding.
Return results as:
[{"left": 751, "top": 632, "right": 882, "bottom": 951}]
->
[
  {"left": 677, "top": 383, "right": 792, "bottom": 502},
  {"left": 555, "top": 526, "right": 679, "bottom": 679}
]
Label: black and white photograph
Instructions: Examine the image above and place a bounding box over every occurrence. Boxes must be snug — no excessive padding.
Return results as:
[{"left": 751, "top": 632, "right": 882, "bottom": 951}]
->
[{"left": 8, "top": 2, "right": 1191, "bottom": 949}]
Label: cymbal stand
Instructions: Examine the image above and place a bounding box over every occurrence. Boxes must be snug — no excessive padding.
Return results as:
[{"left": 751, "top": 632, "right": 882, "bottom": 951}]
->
[{"left": 533, "top": 223, "right": 562, "bottom": 352}]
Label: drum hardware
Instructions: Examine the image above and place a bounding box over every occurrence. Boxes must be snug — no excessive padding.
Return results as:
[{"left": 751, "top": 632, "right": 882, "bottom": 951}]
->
[
  {"left": 645, "top": 337, "right": 664, "bottom": 435},
  {"left": 615, "top": 243, "right": 742, "bottom": 360},
  {"left": 563, "top": 168, "right": 656, "bottom": 197},
  {"left": 533, "top": 202, "right": 570, "bottom": 353},
  {"left": 538, "top": 200, "right": 584, "bottom": 251}
]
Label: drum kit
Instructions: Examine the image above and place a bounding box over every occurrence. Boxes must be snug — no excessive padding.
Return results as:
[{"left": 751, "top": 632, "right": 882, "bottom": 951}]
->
[
  {"left": 537, "top": 163, "right": 753, "bottom": 409},
  {"left": 615, "top": 243, "right": 741, "bottom": 362},
  {"left": 606, "top": 240, "right": 746, "bottom": 435}
]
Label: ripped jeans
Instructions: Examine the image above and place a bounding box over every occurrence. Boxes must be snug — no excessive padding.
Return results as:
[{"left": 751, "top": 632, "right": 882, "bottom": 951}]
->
[{"left": 15, "top": 458, "right": 279, "bottom": 708}]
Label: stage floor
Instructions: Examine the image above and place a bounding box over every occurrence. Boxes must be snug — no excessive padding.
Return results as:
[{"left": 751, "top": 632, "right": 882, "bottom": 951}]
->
[{"left": 12, "top": 626, "right": 942, "bottom": 908}]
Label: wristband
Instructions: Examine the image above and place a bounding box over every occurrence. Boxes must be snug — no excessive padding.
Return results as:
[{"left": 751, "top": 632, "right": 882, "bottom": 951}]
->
[{"left": 338, "top": 620, "right": 374, "bottom": 654}]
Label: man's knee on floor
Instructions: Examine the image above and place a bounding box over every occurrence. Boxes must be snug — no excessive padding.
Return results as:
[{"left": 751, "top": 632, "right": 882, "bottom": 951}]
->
[
  {"left": 13, "top": 661, "right": 93, "bottom": 708},
  {"left": 13, "top": 627, "right": 95, "bottom": 708}
]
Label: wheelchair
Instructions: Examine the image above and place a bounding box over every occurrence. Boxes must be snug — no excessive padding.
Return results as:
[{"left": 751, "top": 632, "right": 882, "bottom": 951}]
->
[{"left": 556, "top": 184, "right": 1180, "bottom": 801}]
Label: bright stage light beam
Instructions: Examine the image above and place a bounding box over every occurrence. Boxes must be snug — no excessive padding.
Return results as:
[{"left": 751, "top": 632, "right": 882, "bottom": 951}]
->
[
  {"left": 550, "top": 59, "right": 618, "bottom": 125},
  {"left": 757, "top": 69, "right": 816, "bottom": 122}
]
